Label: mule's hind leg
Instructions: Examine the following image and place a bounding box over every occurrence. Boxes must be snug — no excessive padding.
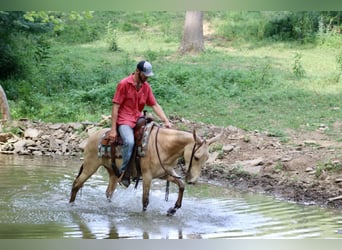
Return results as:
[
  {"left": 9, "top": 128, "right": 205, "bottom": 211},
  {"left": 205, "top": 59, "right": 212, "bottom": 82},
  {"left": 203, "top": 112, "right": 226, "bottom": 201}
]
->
[{"left": 104, "top": 166, "right": 119, "bottom": 201}]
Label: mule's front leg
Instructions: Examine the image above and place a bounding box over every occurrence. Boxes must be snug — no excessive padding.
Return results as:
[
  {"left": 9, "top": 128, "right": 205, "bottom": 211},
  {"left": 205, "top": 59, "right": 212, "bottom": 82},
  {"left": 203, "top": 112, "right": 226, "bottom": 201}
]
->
[
  {"left": 167, "top": 178, "right": 185, "bottom": 216},
  {"left": 142, "top": 177, "right": 152, "bottom": 211}
]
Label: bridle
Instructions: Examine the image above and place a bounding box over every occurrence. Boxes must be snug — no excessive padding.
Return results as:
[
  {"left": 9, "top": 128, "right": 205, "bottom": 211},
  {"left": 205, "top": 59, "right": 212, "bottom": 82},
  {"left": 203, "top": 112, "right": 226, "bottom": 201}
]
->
[
  {"left": 154, "top": 126, "right": 205, "bottom": 202},
  {"left": 186, "top": 137, "right": 205, "bottom": 177},
  {"left": 155, "top": 126, "right": 205, "bottom": 179}
]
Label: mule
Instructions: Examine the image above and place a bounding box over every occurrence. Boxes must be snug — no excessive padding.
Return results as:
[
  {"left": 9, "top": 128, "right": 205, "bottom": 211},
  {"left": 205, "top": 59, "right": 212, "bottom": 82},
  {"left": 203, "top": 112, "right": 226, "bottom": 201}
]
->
[{"left": 69, "top": 124, "right": 222, "bottom": 215}]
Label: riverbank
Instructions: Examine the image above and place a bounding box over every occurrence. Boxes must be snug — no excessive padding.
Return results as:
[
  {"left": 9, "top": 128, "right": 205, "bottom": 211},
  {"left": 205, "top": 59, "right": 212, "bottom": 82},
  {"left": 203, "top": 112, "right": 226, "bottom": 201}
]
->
[{"left": 1, "top": 117, "right": 342, "bottom": 209}]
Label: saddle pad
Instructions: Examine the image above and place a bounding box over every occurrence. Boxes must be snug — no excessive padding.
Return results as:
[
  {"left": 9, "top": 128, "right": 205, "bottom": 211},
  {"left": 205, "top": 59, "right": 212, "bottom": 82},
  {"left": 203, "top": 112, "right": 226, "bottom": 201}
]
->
[
  {"left": 97, "top": 122, "right": 157, "bottom": 158},
  {"left": 138, "top": 122, "right": 156, "bottom": 157},
  {"left": 97, "top": 130, "right": 122, "bottom": 158}
]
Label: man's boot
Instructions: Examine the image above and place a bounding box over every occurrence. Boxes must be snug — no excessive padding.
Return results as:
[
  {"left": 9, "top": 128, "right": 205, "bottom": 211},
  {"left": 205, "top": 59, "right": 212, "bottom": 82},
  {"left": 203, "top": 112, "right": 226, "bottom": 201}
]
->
[{"left": 118, "top": 170, "right": 130, "bottom": 188}]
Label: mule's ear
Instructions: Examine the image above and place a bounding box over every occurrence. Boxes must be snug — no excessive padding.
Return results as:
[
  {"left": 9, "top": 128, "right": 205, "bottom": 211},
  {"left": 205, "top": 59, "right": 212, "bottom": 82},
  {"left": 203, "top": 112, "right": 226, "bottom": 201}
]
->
[
  {"left": 192, "top": 129, "right": 202, "bottom": 143},
  {"left": 207, "top": 129, "right": 224, "bottom": 145},
  {"left": 192, "top": 129, "right": 196, "bottom": 141}
]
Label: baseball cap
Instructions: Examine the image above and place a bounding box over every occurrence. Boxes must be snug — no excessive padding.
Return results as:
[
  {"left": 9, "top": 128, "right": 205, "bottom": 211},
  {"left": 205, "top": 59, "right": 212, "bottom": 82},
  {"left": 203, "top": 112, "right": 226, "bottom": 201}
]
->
[{"left": 137, "top": 61, "right": 154, "bottom": 77}]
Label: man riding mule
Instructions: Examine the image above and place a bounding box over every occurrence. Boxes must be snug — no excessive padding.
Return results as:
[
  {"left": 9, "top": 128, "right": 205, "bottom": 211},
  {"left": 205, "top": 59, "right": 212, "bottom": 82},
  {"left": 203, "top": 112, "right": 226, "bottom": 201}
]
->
[
  {"left": 69, "top": 60, "right": 223, "bottom": 215},
  {"left": 69, "top": 124, "right": 223, "bottom": 215},
  {"left": 107, "top": 60, "right": 171, "bottom": 187}
]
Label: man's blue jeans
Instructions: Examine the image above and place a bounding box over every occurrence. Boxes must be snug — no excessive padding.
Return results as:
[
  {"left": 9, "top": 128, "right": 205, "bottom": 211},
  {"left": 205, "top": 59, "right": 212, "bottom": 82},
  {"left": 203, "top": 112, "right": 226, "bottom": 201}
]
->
[{"left": 118, "top": 125, "right": 134, "bottom": 173}]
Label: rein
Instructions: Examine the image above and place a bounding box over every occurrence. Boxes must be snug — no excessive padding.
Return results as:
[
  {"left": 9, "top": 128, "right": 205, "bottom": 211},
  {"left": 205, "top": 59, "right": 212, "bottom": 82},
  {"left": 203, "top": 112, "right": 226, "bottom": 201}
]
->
[
  {"left": 155, "top": 126, "right": 181, "bottom": 179},
  {"left": 186, "top": 139, "right": 205, "bottom": 176},
  {"left": 155, "top": 126, "right": 205, "bottom": 202}
]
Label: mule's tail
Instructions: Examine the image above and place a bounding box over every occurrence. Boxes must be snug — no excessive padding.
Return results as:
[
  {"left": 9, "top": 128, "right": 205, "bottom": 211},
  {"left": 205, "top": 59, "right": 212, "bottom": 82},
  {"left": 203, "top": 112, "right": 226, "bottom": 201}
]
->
[
  {"left": 76, "top": 164, "right": 84, "bottom": 178},
  {"left": 69, "top": 164, "right": 84, "bottom": 203}
]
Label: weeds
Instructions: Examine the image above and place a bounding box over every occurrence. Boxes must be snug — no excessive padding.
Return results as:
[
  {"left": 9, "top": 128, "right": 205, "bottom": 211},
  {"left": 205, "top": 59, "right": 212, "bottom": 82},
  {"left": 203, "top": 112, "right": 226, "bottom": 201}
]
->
[
  {"left": 292, "top": 52, "right": 305, "bottom": 78},
  {"left": 315, "top": 161, "right": 342, "bottom": 178},
  {"left": 3, "top": 11, "right": 342, "bottom": 138},
  {"left": 105, "top": 21, "right": 119, "bottom": 52}
]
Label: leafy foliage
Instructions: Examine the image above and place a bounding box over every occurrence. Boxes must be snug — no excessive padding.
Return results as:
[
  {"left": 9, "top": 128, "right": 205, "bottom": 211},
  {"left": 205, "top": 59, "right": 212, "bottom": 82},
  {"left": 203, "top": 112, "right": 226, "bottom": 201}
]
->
[{"left": 1, "top": 11, "right": 342, "bottom": 137}]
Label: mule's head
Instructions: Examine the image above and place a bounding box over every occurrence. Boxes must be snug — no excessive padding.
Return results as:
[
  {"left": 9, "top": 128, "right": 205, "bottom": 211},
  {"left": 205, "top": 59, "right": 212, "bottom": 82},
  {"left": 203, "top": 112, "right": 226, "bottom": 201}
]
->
[{"left": 183, "top": 129, "right": 223, "bottom": 184}]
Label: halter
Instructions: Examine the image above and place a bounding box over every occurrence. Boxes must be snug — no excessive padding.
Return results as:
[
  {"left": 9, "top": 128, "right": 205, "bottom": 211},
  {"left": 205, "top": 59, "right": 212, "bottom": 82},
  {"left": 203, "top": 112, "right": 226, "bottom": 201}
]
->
[{"left": 186, "top": 138, "right": 205, "bottom": 177}]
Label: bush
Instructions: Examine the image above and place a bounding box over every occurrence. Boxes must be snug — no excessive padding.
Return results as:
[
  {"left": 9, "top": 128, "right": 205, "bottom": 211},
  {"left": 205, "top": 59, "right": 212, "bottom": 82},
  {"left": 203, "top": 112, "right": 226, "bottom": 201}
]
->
[{"left": 263, "top": 12, "right": 320, "bottom": 43}]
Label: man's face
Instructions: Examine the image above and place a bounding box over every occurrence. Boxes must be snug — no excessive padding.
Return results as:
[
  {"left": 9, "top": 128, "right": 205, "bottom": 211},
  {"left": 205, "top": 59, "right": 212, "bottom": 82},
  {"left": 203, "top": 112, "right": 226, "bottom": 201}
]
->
[{"left": 138, "top": 71, "right": 148, "bottom": 82}]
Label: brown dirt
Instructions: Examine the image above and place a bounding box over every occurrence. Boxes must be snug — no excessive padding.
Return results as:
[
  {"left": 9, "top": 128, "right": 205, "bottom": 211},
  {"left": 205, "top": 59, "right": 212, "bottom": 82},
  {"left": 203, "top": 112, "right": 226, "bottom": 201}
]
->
[{"left": 170, "top": 117, "right": 342, "bottom": 209}]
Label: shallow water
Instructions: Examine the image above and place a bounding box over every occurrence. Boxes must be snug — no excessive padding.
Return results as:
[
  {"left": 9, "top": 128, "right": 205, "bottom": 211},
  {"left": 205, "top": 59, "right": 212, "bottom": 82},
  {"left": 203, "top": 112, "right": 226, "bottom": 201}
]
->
[{"left": 0, "top": 154, "right": 342, "bottom": 239}]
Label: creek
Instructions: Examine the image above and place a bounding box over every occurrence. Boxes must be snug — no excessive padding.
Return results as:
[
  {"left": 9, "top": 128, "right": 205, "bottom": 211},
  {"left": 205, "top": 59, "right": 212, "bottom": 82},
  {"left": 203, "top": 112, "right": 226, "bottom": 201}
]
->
[{"left": 0, "top": 154, "right": 341, "bottom": 239}]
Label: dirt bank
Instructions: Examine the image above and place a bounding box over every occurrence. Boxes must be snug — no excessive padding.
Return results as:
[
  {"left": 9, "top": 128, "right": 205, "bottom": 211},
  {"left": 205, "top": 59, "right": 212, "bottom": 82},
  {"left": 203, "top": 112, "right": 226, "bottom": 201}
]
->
[
  {"left": 179, "top": 117, "right": 342, "bottom": 209},
  {"left": 1, "top": 117, "right": 342, "bottom": 209}
]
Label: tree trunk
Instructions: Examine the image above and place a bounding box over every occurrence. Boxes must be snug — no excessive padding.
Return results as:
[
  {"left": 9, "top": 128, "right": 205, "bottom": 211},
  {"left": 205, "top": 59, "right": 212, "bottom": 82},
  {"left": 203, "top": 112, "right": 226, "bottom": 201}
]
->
[
  {"left": 0, "top": 85, "right": 11, "bottom": 121},
  {"left": 179, "top": 11, "right": 204, "bottom": 54}
]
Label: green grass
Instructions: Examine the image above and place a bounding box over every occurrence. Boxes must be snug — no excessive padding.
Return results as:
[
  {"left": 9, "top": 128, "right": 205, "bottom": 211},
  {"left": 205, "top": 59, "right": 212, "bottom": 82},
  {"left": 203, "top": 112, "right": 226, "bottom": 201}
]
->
[{"left": 4, "top": 11, "right": 342, "bottom": 141}]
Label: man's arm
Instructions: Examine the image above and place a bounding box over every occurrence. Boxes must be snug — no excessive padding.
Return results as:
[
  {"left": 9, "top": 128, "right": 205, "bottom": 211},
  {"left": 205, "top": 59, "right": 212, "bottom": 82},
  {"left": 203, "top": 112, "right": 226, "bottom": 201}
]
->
[
  {"left": 108, "top": 103, "right": 120, "bottom": 141},
  {"left": 151, "top": 103, "right": 171, "bottom": 128}
]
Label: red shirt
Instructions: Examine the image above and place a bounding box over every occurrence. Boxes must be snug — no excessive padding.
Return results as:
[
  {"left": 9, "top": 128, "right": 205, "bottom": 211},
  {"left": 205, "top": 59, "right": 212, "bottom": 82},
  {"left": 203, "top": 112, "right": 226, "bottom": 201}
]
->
[{"left": 113, "top": 74, "right": 157, "bottom": 128}]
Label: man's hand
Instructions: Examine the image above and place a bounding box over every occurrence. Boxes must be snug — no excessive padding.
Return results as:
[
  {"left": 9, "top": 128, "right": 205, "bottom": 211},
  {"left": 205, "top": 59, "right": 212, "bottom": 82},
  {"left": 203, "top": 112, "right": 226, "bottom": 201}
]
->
[
  {"left": 164, "top": 120, "right": 172, "bottom": 128},
  {"left": 108, "top": 129, "right": 117, "bottom": 143}
]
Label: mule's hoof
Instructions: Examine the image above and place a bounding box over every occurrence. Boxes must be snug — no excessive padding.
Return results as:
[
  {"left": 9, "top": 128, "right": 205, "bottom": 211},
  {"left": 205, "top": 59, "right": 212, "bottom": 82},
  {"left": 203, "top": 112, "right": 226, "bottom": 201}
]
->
[
  {"left": 120, "top": 178, "right": 130, "bottom": 188},
  {"left": 167, "top": 207, "right": 177, "bottom": 216}
]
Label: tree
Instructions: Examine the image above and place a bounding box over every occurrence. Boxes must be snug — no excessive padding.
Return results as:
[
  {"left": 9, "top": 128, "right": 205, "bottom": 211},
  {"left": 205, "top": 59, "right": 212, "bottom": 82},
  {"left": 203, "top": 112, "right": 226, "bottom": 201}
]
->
[
  {"left": 179, "top": 11, "right": 204, "bottom": 54},
  {"left": 0, "top": 85, "right": 10, "bottom": 121}
]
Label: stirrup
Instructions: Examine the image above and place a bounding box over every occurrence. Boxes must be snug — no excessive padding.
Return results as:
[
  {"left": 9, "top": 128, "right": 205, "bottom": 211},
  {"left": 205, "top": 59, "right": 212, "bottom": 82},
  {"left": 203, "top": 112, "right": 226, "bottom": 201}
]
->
[
  {"left": 117, "top": 171, "right": 125, "bottom": 182},
  {"left": 118, "top": 171, "right": 130, "bottom": 188}
]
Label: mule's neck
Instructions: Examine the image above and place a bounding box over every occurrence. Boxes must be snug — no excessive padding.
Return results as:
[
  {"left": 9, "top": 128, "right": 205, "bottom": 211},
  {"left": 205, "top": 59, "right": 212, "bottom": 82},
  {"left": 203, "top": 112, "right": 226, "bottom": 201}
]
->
[{"left": 156, "top": 128, "right": 194, "bottom": 151}]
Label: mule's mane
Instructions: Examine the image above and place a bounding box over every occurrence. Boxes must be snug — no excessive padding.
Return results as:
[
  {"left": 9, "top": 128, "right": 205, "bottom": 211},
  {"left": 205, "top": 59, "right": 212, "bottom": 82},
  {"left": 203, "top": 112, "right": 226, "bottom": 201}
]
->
[
  {"left": 149, "top": 127, "right": 195, "bottom": 169},
  {"left": 150, "top": 127, "right": 196, "bottom": 162},
  {"left": 154, "top": 127, "right": 195, "bottom": 146}
]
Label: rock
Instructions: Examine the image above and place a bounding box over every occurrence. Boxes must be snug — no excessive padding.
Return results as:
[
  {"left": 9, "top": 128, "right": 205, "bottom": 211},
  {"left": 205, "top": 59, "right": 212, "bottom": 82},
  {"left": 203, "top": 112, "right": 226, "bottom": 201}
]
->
[
  {"left": 328, "top": 195, "right": 342, "bottom": 202},
  {"left": 281, "top": 156, "right": 292, "bottom": 162},
  {"left": 0, "top": 133, "right": 13, "bottom": 142},
  {"left": 233, "top": 157, "right": 264, "bottom": 175},
  {"left": 1, "top": 142, "right": 14, "bottom": 151},
  {"left": 13, "top": 140, "right": 27, "bottom": 153},
  {"left": 24, "top": 128, "right": 40, "bottom": 139},
  {"left": 304, "top": 140, "right": 317, "bottom": 145},
  {"left": 0, "top": 150, "right": 14, "bottom": 154},
  {"left": 48, "top": 123, "right": 62, "bottom": 130},
  {"left": 335, "top": 178, "right": 342, "bottom": 183},
  {"left": 32, "top": 151, "right": 43, "bottom": 156},
  {"left": 236, "top": 157, "right": 264, "bottom": 167},
  {"left": 207, "top": 152, "right": 220, "bottom": 164},
  {"left": 49, "top": 137, "right": 58, "bottom": 150},
  {"left": 222, "top": 144, "right": 234, "bottom": 153},
  {"left": 53, "top": 129, "right": 65, "bottom": 139},
  {"left": 243, "top": 165, "right": 262, "bottom": 175},
  {"left": 68, "top": 122, "right": 83, "bottom": 130},
  {"left": 305, "top": 167, "right": 314, "bottom": 172},
  {"left": 332, "top": 160, "right": 341, "bottom": 165},
  {"left": 27, "top": 146, "right": 40, "bottom": 151}
]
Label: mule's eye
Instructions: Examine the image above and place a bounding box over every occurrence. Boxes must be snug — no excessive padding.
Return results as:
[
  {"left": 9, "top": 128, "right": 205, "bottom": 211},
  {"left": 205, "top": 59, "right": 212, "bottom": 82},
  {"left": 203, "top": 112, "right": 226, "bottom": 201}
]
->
[{"left": 194, "top": 156, "right": 199, "bottom": 161}]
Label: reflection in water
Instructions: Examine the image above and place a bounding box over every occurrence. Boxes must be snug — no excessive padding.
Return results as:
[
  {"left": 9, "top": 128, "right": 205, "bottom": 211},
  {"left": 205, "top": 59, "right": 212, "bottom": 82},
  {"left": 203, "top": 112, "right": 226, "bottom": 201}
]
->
[{"left": 0, "top": 155, "right": 342, "bottom": 239}]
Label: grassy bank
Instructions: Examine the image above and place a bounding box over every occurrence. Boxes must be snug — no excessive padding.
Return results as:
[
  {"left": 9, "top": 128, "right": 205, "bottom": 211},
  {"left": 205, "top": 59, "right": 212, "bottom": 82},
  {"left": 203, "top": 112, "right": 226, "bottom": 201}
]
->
[{"left": 3, "top": 11, "right": 342, "bottom": 141}]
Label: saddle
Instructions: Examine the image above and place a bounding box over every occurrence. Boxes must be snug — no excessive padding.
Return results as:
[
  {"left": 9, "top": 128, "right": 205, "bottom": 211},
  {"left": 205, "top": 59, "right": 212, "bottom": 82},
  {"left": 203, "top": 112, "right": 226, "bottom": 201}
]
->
[{"left": 98, "top": 115, "right": 154, "bottom": 186}]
